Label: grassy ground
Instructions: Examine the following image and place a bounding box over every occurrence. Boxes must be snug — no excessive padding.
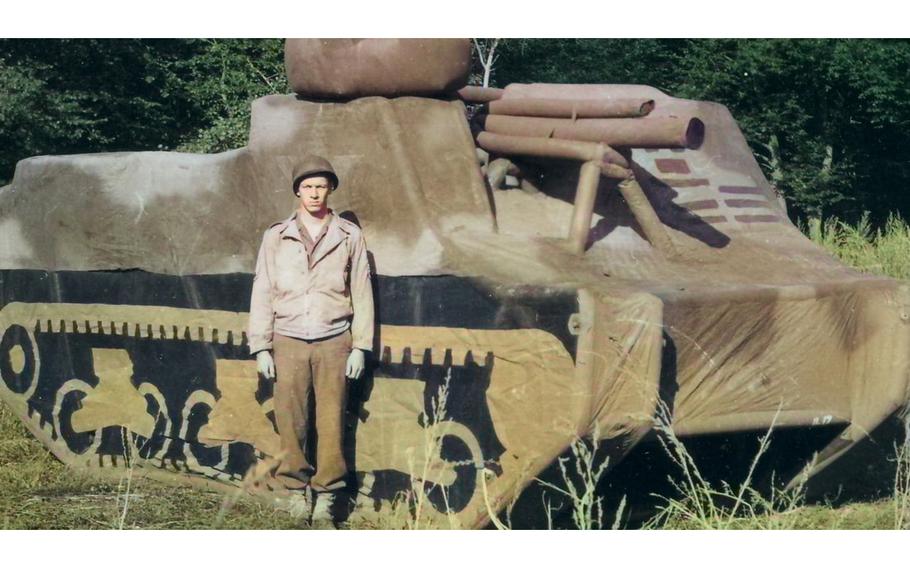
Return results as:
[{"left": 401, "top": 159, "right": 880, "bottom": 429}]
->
[
  {"left": 2, "top": 215, "right": 909, "bottom": 529},
  {"left": 0, "top": 402, "right": 300, "bottom": 529},
  {"left": 651, "top": 501, "right": 897, "bottom": 530},
  {"left": 0, "top": 397, "right": 902, "bottom": 529}
]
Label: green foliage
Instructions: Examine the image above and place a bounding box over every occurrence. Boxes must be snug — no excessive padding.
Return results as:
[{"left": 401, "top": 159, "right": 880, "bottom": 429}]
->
[
  {"left": 494, "top": 39, "right": 685, "bottom": 91},
  {"left": 674, "top": 39, "right": 910, "bottom": 222},
  {"left": 644, "top": 404, "right": 811, "bottom": 530},
  {"left": 804, "top": 213, "right": 910, "bottom": 279},
  {"left": 1, "top": 395, "right": 901, "bottom": 529},
  {"left": 174, "top": 39, "right": 286, "bottom": 154},
  {"left": 0, "top": 39, "right": 285, "bottom": 184},
  {"left": 0, "top": 39, "right": 202, "bottom": 184}
]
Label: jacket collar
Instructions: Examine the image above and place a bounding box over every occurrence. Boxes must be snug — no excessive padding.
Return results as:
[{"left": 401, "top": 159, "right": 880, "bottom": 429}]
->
[{"left": 279, "top": 210, "right": 351, "bottom": 266}]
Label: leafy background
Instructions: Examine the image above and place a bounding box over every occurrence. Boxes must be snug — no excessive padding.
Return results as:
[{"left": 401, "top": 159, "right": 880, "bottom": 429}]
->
[{"left": 2, "top": 38, "right": 908, "bottom": 224}]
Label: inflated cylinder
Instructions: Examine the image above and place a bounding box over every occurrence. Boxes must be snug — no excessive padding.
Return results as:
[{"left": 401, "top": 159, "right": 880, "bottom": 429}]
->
[{"left": 285, "top": 38, "right": 472, "bottom": 99}]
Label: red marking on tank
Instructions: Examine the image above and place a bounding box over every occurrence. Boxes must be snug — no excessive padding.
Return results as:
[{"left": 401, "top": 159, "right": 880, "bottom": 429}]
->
[
  {"left": 662, "top": 178, "right": 710, "bottom": 188},
  {"left": 719, "top": 186, "right": 763, "bottom": 195},
  {"left": 701, "top": 215, "right": 727, "bottom": 224},
  {"left": 655, "top": 159, "right": 691, "bottom": 174},
  {"left": 725, "top": 199, "right": 769, "bottom": 208},
  {"left": 680, "top": 214, "right": 727, "bottom": 224},
  {"left": 680, "top": 199, "right": 719, "bottom": 211},
  {"left": 734, "top": 214, "right": 780, "bottom": 223}
]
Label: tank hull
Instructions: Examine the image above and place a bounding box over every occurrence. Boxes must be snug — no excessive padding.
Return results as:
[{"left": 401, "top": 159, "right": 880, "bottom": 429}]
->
[{"left": 2, "top": 86, "right": 909, "bottom": 528}]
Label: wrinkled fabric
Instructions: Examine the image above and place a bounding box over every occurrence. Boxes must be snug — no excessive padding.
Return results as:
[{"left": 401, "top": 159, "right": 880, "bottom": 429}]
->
[{"left": 285, "top": 39, "right": 471, "bottom": 99}]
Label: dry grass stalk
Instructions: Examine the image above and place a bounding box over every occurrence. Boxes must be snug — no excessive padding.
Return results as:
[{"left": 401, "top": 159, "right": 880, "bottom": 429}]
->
[
  {"left": 645, "top": 401, "right": 814, "bottom": 529},
  {"left": 893, "top": 413, "right": 910, "bottom": 529},
  {"left": 404, "top": 369, "right": 461, "bottom": 529},
  {"left": 534, "top": 425, "right": 624, "bottom": 530}
]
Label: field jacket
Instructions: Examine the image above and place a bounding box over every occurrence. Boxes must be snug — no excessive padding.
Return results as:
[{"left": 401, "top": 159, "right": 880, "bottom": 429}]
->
[{"left": 247, "top": 211, "right": 375, "bottom": 354}]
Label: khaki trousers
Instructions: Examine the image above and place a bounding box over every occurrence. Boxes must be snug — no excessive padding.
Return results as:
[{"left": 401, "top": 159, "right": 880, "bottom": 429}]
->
[{"left": 272, "top": 331, "right": 351, "bottom": 492}]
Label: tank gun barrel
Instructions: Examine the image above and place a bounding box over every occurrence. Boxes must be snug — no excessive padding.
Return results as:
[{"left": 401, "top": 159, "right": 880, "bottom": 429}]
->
[
  {"left": 456, "top": 85, "right": 505, "bottom": 103},
  {"left": 476, "top": 131, "right": 629, "bottom": 168},
  {"left": 483, "top": 115, "right": 705, "bottom": 149},
  {"left": 487, "top": 97, "right": 655, "bottom": 119}
]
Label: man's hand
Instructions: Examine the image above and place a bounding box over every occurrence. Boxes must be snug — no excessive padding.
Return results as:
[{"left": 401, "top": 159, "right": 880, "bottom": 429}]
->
[
  {"left": 345, "top": 349, "right": 366, "bottom": 380},
  {"left": 257, "top": 350, "right": 275, "bottom": 380}
]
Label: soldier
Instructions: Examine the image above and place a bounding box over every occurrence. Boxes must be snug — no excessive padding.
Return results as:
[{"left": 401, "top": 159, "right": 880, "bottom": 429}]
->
[{"left": 247, "top": 155, "right": 374, "bottom": 526}]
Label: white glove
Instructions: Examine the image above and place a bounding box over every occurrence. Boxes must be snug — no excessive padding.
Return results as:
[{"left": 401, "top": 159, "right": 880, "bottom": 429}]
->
[
  {"left": 346, "top": 349, "right": 366, "bottom": 380},
  {"left": 256, "top": 350, "right": 275, "bottom": 380}
]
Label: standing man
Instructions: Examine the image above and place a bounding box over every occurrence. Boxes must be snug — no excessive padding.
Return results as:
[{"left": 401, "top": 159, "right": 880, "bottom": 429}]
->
[{"left": 248, "top": 155, "right": 374, "bottom": 525}]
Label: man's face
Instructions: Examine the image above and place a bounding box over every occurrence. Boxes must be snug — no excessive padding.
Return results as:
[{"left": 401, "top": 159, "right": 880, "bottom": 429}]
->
[{"left": 297, "top": 175, "right": 332, "bottom": 214}]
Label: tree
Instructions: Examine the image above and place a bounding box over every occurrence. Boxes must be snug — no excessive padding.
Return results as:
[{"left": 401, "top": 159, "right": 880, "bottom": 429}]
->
[
  {"left": 494, "top": 39, "right": 686, "bottom": 91},
  {"left": 0, "top": 39, "right": 286, "bottom": 184},
  {"left": 174, "top": 39, "right": 286, "bottom": 153},
  {"left": 0, "top": 39, "right": 203, "bottom": 184},
  {"left": 673, "top": 39, "right": 910, "bottom": 221},
  {"left": 472, "top": 39, "right": 501, "bottom": 88}
]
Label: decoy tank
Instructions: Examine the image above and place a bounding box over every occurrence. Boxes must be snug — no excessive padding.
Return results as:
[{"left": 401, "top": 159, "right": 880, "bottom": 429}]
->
[{"left": 1, "top": 39, "right": 907, "bottom": 528}]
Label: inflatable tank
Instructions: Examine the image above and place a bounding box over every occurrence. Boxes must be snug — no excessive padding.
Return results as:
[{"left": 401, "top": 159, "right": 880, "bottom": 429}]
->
[{"left": 1, "top": 39, "right": 908, "bottom": 528}]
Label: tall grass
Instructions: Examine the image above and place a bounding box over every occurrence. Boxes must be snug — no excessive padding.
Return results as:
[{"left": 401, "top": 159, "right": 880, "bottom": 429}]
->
[
  {"left": 533, "top": 427, "right": 625, "bottom": 530},
  {"left": 643, "top": 403, "right": 812, "bottom": 530},
  {"left": 894, "top": 414, "right": 910, "bottom": 529},
  {"left": 405, "top": 369, "right": 460, "bottom": 530},
  {"left": 804, "top": 214, "right": 910, "bottom": 279}
]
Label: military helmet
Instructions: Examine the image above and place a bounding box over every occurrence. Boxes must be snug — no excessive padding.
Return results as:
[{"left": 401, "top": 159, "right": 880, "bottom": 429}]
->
[{"left": 292, "top": 155, "right": 339, "bottom": 194}]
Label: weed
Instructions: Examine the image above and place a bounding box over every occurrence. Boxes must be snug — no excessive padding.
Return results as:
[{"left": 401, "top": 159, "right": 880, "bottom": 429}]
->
[
  {"left": 535, "top": 426, "right": 621, "bottom": 530},
  {"left": 643, "top": 402, "right": 812, "bottom": 529},
  {"left": 893, "top": 413, "right": 910, "bottom": 529},
  {"left": 404, "top": 369, "right": 467, "bottom": 529},
  {"left": 804, "top": 213, "right": 910, "bottom": 279}
]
